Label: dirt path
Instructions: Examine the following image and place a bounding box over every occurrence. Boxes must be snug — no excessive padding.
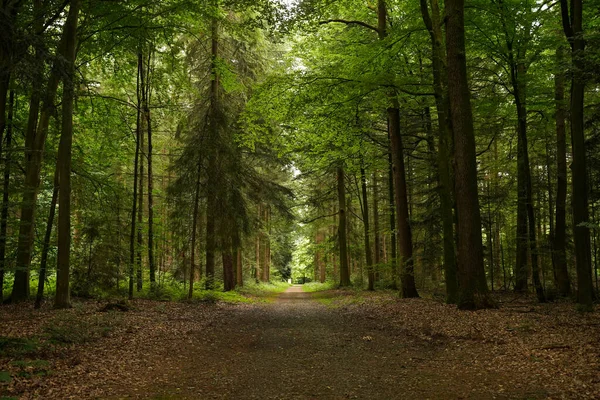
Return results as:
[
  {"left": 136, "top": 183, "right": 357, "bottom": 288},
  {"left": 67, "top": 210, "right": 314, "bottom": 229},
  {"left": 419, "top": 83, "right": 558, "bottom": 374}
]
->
[
  {"left": 3, "top": 286, "right": 598, "bottom": 399},
  {"left": 128, "top": 286, "right": 556, "bottom": 400}
]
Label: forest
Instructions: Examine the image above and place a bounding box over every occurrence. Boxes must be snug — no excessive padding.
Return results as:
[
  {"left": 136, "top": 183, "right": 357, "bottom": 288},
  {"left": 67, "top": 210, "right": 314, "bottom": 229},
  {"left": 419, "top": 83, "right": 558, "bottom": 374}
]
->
[{"left": 0, "top": 0, "right": 599, "bottom": 398}]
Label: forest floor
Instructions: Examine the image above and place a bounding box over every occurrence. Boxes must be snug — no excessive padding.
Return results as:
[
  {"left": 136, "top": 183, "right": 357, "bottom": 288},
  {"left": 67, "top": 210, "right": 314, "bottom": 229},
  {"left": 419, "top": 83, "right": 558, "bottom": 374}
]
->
[{"left": 1, "top": 285, "right": 600, "bottom": 399}]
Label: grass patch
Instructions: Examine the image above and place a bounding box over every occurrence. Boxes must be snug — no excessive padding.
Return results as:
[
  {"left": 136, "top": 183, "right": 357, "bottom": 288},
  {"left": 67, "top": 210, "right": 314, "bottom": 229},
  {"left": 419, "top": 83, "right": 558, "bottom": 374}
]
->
[
  {"left": 301, "top": 281, "right": 337, "bottom": 293},
  {"left": 44, "top": 311, "right": 123, "bottom": 344},
  {"left": 0, "top": 370, "right": 11, "bottom": 383},
  {"left": 0, "top": 337, "right": 41, "bottom": 358},
  {"left": 236, "top": 281, "right": 290, "bottom": 300},
  {"left": 10, "top": 359, "right": 51, "bottom": 378}
]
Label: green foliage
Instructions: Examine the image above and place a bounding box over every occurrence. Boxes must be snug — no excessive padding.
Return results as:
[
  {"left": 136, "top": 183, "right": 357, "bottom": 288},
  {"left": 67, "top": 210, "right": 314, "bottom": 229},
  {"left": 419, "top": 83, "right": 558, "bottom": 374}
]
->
[
  {"left": 0, "top": 337, "right": 40, "bottom": 358},
  {"left": 0, "top": 371, "right": 11, "bottom": 383},
  {"left": 10, "top": 360, "right": 51, "bottom": 378}
]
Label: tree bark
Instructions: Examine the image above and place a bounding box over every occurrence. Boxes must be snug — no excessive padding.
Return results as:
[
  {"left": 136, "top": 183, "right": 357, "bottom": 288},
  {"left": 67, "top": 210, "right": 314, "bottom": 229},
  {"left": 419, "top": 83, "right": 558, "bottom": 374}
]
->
[
  {"left": 389, "top": 106, "right": 419, "bottom": 298},
  {"left": 142, "top": 49, "right": 156, "bottom": 286},
  {"left": 54, "top": 0, "right": 80, "bottom": 309},
  {"left": 373, "top": 172, "right": 380, "bottom": 270},
  {"left": 560, "top": 0, "right": 593, "bottom": 308},
  {"left": 205, "top": 15, "right": 219, "bottom": 290},
  {"left": 235, "top": 229, "right": 243, "bottom": 287},
  {"left": 553, "top": 46, "right": 571, "bottom": 296},
  {"left": 129, "top": 57, "right": 142, "bottom": 300},
  {"left": 0, "top": 88, "right": 14, "bottom": 303},
  {"left": 338, "top": 167, "right": 351, "bottom": 286},
  {"left": 361, "top": 166, "right": 375, "bottom": 290},
  {"left": 35, "top": 164, "right": 59, "bottom": 308},
  {"left": 444, "top": 0, "right": 491, "bottom": 309},
  {"left": 137, "top": 89, "right": 144, "bottom": 292},
  {"left": 223, "top": 237, "right": 235, "bottom": 292},
  {"left": 419, "top": 0, "right": 458, "bottom": 303},
  {"left": 189, "top": 168, "right": 201, "bottom": 299}
]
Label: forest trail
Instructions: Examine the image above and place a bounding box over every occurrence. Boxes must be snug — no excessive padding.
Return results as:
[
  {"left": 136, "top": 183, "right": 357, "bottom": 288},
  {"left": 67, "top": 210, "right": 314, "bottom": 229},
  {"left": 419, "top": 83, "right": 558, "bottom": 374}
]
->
[
  {"left": 3, "top": 287, "right": 597, "bottom": 399},
  {"left": 130, "top": 286, "right": 553, "bottom": 400}
]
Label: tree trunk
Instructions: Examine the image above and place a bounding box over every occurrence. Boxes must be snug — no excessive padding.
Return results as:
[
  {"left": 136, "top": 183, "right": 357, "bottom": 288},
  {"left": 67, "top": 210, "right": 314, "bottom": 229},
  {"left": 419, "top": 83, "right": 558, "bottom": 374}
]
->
[
  {"left": 389, "top": 105, "right": 419, "bottom": 298},
  {"left": 387, "top": 144, "right": 398, "bottom": 289},
  {"left": 223, "top": 238, "right": 235, "bottom": 292},
  {"left": 361, "top": 166, "right": 375, "bottom": 290},
  {"left": 373, "top": 172, "right": 381, "bottom": 271},
  {"left": 265, "top": 206, "right": 271, "bottom": 282},
  {"left": 235, "top": 229, "right": 243, "bottom": 287},
  {"left": 553, "top": 46, "right": 571, "bottom": 297},
  {"left": 35, "top": 164, "right": 59, "bottom": 308},
  {"left": 255, "top": 214, "right": 260, "bottom": 283},
  {"left": 0, "top": 88, "right": 14, "bottom": 303},
  {"left": 142, "top": 49, "right": 156, "bottom": 287},
  {"left": 137, "top": 99, "right": 144, "bottom": 292},
  {"left": 189, "top": 168, "right": 201, "bottom": 299},
  {"left": 205, "top": 15, "right": 219, "bottom": 290},
  {"left": 419, "top": 0, "right": 458, "bottom": 303},
  {"left": 338, "top": 166, "right": 351, "bottom": 286},
  {"left": 444, "top": 0, "right": 491, "bottom": 309},
  {"left": 129, "top": 57, "right": 142, "bottom": 300},
  {"left": 54, "top": 0, "right": 80, "bottom": 309},
  {"left": 560, "top": 0, "right": 593, "bottom": 309},
  {"left": 316, "top": 230, "right": 324, "bottom": 283}
]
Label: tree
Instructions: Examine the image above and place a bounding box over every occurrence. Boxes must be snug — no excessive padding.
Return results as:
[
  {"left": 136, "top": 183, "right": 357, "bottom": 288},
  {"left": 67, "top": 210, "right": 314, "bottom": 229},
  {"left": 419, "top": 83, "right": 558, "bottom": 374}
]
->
[
  {"left": 559, "top": 0, "right": 594, "bottom": 309},
  {"left": 445, "top": 0, "right": 492, "bottom": 309},
  {"left": 54, "top": 0, "right": 81, "bottom": 309}
]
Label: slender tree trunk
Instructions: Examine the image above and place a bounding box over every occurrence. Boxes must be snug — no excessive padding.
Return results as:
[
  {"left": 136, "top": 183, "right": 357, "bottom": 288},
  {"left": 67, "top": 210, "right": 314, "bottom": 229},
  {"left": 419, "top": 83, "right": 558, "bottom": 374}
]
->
[
  {"left": 389, "top": 105, "right": 419, "bottom": 298},
  {"left": 373, "top": 172, "right": 380, "bottom": 272},
  {"left": 235, "top": 229, "right": 243, "bottom": 287},
  {"left": 560, "top": 0, "right": 593, "bottom": 308},
  {"left": 0, "top": 75, "right": 8, "bottom": 145},
  {"left": 205, "top": 15, "right": 219, "bottom": 290},
  {"left": 142, "top": 49, "right": 156, "bottom": 287},
  {"left": 189, "top": 168, "right": 201, "bottom": 299},
  {"left": 316, "top": 230, "right": 324, "bottom": 283},
  {"left": 338, "top": 166, "right": 351, "bottom": 286},
  {"left": 223, "top": 237, "right": 235, "bottom": 292},
  {"left": 511, "top": 58, "right": 530, "bottom": 294},
  {"left": 553, "top": 46, "right": 571, "bottom": 296},
  {"left": 54, "top": 0, "right": 80, "bottom": 309},
  {"left": 387, "top": 143, "right": 397, "bottom": 289},
  {"left": 265, "top": 206, "right": 271, "bottom": 282},
  {"left": 361, "top": 166, "right": 375, "bottom": 290},
  {"left": 136, "top": 51, "right": 145, "bottom": 292},
  {"left": 128, "top": 60, "right": 142, "bottom": 300},
  {"left": 0, "top": 89, "right": 14, "bottom": 303},
  {"left": 35, "top": 164, "right": 59, "bottom": 308},
  {"left": 255, "top": 211, "right": 260, "bottom": 283},
  {"left": 445, "top": 0, "right": 491, "bottom": 309},
  {"left": 137, "top": 97, "right": 144, "bottom": 292}
]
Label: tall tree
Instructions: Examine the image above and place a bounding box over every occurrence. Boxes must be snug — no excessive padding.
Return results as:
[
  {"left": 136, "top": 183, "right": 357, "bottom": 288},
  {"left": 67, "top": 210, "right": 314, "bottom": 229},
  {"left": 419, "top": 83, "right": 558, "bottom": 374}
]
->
[
  {"left": 54, "top": 0, "right": 80, "bottom": 309},
  {"left": 445, "top": 0, "right": 491, "bottom": 309},
  {"left": 11, "top": 2, "right": 67, "bottom": 302},
  {"left": 559, "top": 0, "right": 594, "bottom": 309},
  {"left": 419, "top": 0, "right": 458, "bottom": 303},
  {"left": 553, "top": 46, "right": 571, "bottom": 296},
  {"left": 337, "top": 166, "right": 351, "bottom": 286}
]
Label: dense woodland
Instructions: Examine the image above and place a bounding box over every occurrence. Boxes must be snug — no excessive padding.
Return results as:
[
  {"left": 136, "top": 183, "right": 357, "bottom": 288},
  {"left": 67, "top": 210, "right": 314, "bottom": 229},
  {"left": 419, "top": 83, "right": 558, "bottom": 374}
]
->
[{"left": 0, "top": 0, "right": 599, "bottom": 311}]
